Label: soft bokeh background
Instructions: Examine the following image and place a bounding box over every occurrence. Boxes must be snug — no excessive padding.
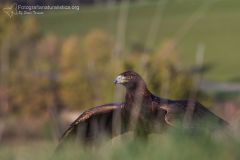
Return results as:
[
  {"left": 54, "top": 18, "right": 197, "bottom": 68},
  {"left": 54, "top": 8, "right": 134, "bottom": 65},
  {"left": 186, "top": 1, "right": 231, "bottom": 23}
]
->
[{"left": 0, "top": 0, "right": 240, "bottom": 159}]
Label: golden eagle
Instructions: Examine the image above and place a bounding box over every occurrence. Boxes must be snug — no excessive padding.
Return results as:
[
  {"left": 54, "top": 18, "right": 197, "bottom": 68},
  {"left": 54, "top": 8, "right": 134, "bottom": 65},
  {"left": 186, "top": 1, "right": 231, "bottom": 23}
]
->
[{"left": 58, "top": 71, "right": 228, "bottom": 146}]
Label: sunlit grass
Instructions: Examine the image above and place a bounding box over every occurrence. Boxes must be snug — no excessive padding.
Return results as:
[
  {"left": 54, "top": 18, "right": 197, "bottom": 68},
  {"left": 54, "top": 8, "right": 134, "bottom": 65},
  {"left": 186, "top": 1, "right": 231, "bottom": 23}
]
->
[{"left": 1, "top": 128, "right": 239, "bottom": 160}]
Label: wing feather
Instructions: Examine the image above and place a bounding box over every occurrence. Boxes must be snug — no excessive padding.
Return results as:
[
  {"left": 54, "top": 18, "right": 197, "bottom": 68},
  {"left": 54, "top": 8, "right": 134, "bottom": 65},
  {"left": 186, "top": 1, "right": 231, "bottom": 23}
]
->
[
  {"left": 59, "top": 102, "right": 125, "bottom": 142},
  {"left": 157, "top": 99, "right": 228, "bottom": 127}
]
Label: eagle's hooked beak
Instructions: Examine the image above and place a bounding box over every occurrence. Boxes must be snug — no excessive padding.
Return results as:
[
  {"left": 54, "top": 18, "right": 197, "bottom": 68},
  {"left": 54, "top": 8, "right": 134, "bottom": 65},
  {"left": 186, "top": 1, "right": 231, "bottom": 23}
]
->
[{"left": 114, "top": 75, "right": 127, "bottom": 84}]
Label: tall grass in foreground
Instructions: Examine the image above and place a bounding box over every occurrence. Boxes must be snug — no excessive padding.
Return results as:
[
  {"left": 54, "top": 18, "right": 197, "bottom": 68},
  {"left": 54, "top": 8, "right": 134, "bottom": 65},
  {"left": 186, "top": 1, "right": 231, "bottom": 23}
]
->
[{"left": 1, "top": 128, "right": 239, "bottom": 160}]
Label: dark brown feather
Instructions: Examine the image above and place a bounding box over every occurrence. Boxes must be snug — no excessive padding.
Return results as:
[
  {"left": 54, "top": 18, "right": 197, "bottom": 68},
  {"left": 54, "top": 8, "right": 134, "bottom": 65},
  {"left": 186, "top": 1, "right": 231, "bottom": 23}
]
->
[
  {"left": 59, "top": 103, "right": 126, "bottom": 144},
  {"left": 157, "top": 99, "right": 228, "bottom": 128}
]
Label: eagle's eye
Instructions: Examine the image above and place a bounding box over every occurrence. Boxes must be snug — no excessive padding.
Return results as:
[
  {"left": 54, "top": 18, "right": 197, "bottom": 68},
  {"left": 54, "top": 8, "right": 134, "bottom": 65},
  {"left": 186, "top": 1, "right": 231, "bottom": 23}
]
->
[{"left": 126, "top": 75, "right": 135, "bottom": 81}]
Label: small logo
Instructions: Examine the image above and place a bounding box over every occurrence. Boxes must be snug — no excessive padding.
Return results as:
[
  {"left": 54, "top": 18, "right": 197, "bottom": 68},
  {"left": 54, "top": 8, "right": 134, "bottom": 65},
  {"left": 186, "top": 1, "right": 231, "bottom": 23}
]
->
[{"left": 3, "top": 3, "right": 17, "bottom": 18}]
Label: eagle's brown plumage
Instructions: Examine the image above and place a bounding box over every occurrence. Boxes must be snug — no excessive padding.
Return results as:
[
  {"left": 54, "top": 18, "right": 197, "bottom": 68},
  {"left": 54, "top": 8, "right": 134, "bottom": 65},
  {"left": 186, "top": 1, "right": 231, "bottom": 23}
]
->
[
  {"left": 114, "top": 71, "right": 228, "bottom": 131},
  {"left": 59, "top": 103, "right": 126, "bottom": 143},
  {"left": 58, "top": 71, "right": 228, "bottom": 147}
]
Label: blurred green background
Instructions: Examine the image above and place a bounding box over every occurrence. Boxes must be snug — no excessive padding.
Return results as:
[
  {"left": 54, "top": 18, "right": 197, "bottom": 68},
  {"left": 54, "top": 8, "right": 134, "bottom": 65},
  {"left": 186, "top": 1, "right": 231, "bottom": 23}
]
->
[
  {"left": 36, "top": 0, "right": 240, "bottom": 81},
  {"left": 0, "top": 0, "right": 240, "bottom": 159}
]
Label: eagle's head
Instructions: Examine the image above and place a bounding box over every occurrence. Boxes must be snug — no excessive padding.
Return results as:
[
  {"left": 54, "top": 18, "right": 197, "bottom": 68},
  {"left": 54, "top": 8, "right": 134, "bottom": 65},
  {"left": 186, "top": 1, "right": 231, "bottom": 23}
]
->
[{"left": 114, "top": 71, "right": 146, "bottom": 90}]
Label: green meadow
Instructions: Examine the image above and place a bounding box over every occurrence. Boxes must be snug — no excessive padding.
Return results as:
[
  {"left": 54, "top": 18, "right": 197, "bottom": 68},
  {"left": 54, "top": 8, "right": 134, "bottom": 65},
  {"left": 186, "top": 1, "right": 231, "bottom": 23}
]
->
[
  {"left": 34, "top": 0, "right": 240, "bottom": 82},
  {"left": 1, "top": 130, "right": 240, "bottom": 160}
]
